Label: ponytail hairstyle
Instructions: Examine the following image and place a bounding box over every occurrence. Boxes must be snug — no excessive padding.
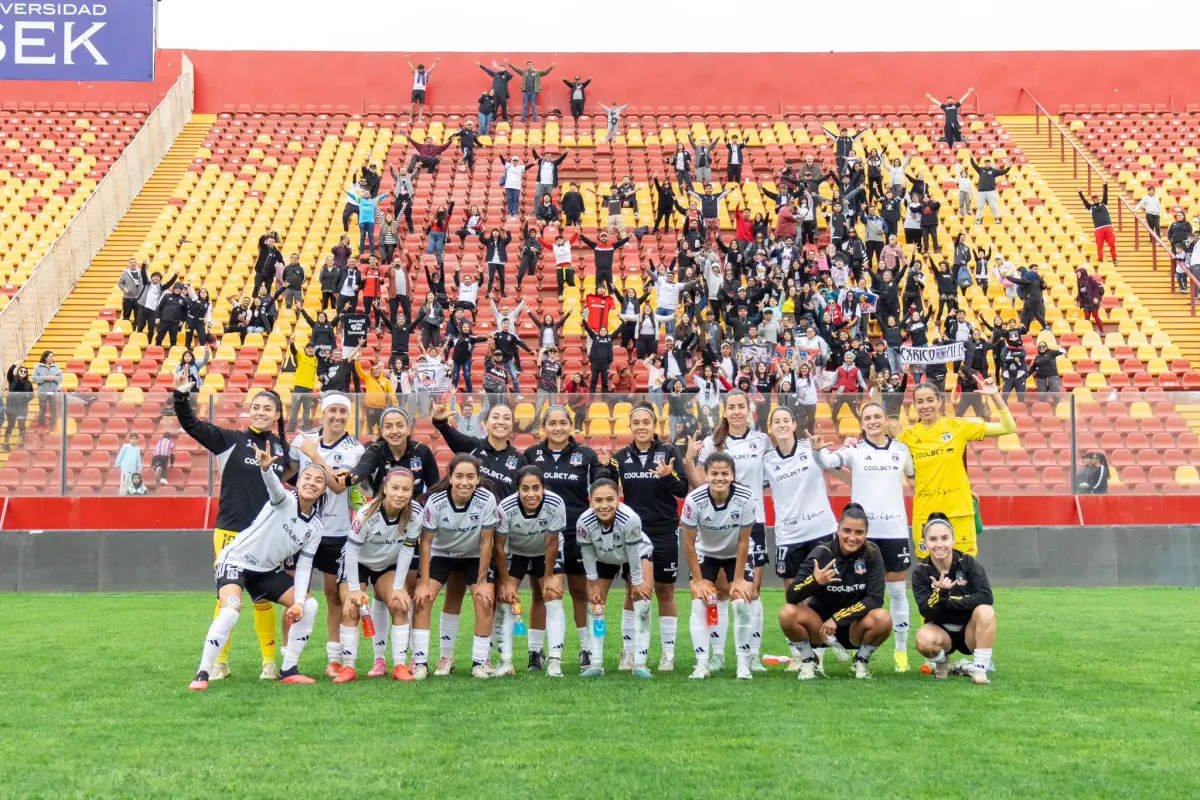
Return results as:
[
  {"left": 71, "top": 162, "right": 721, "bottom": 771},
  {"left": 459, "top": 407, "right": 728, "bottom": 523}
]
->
[
  {"left": 589, "top": 477, "right": 619, "bottom": 496},
  {"left": 252, "top": 388, "right": 289, "bottom": 474},
  {"left": 841, "top": 502, "right": 869, "bottom": 527},
  {"left": 629, "top": 402, "right": 660, "bottom": 444},
  {"left": 358, "top": 468, "right": 416, "bottom": 537},
  {"left": 712, "top": 389, "right": 751, "bottom": 451}
]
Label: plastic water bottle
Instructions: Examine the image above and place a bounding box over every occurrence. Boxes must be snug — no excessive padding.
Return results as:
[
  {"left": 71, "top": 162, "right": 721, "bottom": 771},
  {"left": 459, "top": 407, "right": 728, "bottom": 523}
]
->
[
  {"left": 359, "top": 602, "right": 376, "bottom": 638},
  {"left": 591, "top": 602, "right": 606, "bottom": 637},
  {"left": 823, "top": 634, "right": 851, "bottom": 662},
  {"left": 705, "top": 592, "right": 719, "bottom": 626},
  {"left": 512, "top": 601, "right": 527, "bottom": 636},
  {"left": 762, "top": 654, "right": 792, "bottom": 666}
]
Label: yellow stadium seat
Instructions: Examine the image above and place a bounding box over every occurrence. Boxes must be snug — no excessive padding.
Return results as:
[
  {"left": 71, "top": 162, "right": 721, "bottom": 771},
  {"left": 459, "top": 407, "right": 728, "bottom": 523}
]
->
[{"left": 1176, "top": 466, "right": 1200, "bottom": 487}]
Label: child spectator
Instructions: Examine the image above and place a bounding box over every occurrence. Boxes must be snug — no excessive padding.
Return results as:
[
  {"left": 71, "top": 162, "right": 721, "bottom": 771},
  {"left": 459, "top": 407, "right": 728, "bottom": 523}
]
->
[
  {"left": 151, "top": 431, "right": 177, "bottom": 486},
  {"left": 114, "top": 433, "right": 144, "bottom": 495}
]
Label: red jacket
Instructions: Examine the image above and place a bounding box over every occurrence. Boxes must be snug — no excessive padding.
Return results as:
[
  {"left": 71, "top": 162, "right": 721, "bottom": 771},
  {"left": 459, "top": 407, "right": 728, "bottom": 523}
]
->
[
  {"left": 583, "top": 293, "right": 616, "bottom": 330},
  {"left": 735, "top": 213, "right": 754, "bottom": 243},
  {"left": 835, "top": 365, "right": 863, "bottom": 393},
  {"left": 774, "top": 205, "right": 797, "bottom": 239}
]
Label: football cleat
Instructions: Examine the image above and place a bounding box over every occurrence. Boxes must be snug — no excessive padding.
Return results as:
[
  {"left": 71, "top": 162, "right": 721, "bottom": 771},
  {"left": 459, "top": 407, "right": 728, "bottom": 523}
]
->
[
  {"left": 617, "top": 650, "right": 634, "bottom": 671},
  {"left": 785, "top": 656, "right": 803, "bottom": 673},
  {"left": 710, "top": 654, "right": 725, "bottom": 673},
  {"left": 392, "top": 664, "right": 415, "bottom": 681},
  {"left": 894, "top": 651, "right": 910, "bottom": 672},
  {"left": 409, "top": 663, "right": 429, "bottom": 681},
  {"left": 632, "top": 666, "right": 654, "bottom": 680},
  {"left": 736, "top": 659, "right": 753, "bottom": 681},
  {"left": 657, "top": 654, "right": 675, "bottom": 673},
  {"left": 471, "top": 664, "right": 491, "bottom": 679},
  {"left": 434, "top": 657, "right": 455, "bottom": 677},
  {"left": 189, "top": 671, "right": 210, "bottom": 691},
  {"left": 209, "top": 663, "right": 231, "bottom": 681},
  {"left": 368, "top": 658, "right": 388, "bottom": 678},
  {"left": 750, "top": 658, "right": 768, "bottom": 673},
  {"left": 578, "top": 650, "right": 591, "bottom": 669},
  {"left": 325, "top": 663, "right": 342, "bottom": 680},
  {"left": 971, "top": 668, "right": 991, "bottom": 685},
  {"left": 853, "top": 657, "right": 872, "bottom": 680},
  {"left": 798, "top": 658, "right": 818, "bottom": 680},
  {"left": 332, "top": 667, "right": 357, "bottom": 684},
  {"left": 278, "top": 671, "right": 317, "bottom": 685},
  {"left": 527, "top": 651, "right": 546, "bottom": 672},
  {"left": 258, "top": 663, "right": 278, "bottom": 681},
  {"left": 580, "top": 666, "right": 605, "bottom": 678},
  {"left": 689, "top": 664, "right": 711, "bottom": 680},
  {"left": 490, "top": 662, "right": 516, "bottom": 678},
  {"left": 546, "top": 658, "right": 564, "bottom": 678}
]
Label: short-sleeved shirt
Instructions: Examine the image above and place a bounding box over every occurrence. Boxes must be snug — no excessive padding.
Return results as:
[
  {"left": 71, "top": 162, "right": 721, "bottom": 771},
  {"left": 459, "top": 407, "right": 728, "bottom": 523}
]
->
[
  {"left": 680, "top": 484, "right": 756, "bottom": 559},
  {"left": 348, "top": 502, "right": 423, "bottom": 572},
  {"left": 898, "top": 418, "right": 987, "bottom": 520},
  {"left": 289, "top": 431, "right": 365, "bottom": 538},
  {"left": 497, "top": 490, "right": 568, "bottom": 558},
  {"left": 940, "top": 102, "right": 961, "bottom": 126},
  {"left": 421, "top": 488, "right": 501, "bottom": 558}
]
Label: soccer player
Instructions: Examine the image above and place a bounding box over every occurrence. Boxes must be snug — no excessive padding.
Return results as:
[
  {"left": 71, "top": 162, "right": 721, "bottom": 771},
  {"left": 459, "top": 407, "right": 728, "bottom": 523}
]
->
[
  {"left": 576, "top": 479, "right": 655, "bottom": 679},
  {"left": 595, "top": 403, "right": 689, "bottom": 673},
  {"left": 288, "top": 393, "right": 365, "bottom": 678},
  {"left": 679, "top": 452, "right": 756, "bottom": 680},
  {"left": 189, "top": 446, "right": 326, "bottom": 690},
  {"left": 812, "top": 402, "right": 916, "bottom": 671},
  {"left": 912, "top": 514, "right": 996, "bottom": 684},
  {"left": 524, "top": 405, "right": 605, "bottom": 670},
  {"left": 333, "top": 468, "right": 423, "bottom": 683},
  {"left": 173, "top": 372, "right": 288, "bottom": 680},
  {"left": 493, "top": 467, "right": 569, "bottom": 678},
  {"left": 898, "top": 378, "right": 1015, "bottom": 558},
  {"left": 778, "top": 504, "right": 892, "bottom": 680},
  {"left": 685, "top": 390, "right": 772, "bottom": 672},
  {"left": 411, "top": 454, "right": 506, "bottom": 679}
]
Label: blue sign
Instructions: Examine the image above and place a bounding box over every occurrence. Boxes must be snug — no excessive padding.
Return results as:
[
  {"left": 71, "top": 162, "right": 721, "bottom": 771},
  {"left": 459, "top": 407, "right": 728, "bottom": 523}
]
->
[{"left": 0, "top": 1, "right": 156, "bottom": 82}]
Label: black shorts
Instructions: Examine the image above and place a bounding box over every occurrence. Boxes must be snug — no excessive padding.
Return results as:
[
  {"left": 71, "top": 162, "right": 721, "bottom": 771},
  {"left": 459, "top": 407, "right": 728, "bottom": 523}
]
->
[
  {"left": 337, "top": 560, "right": 393, "bottom": 588},
  {"left": 560, "top": 535, "right": 587, "bottom": 577},
  {"left": 775, "top": 539, "right": 825, "bottom": 580},
  {"left": 411, "top": 89, "right": 426, "bottom": 104},
  {"left": 872, "top": 538, "right": 912, "bottom": 573},
  {"left": 808, "top": 602, "right": 859, "bottom": 649},
  {"left": 215, "top": 563, "right": 293, "bottom": 604},
  {"left": 428, "top": 555, "right": 483, "bottom": 586},
  {"left": 698, "top": 553, "right": 753, "bottom": 584},
  {"left": 749, "top": 523, "right": 768, "bottom": 568},
  {"left": 648, "top": 531, "right": 679, "bottom": 583},
  {"left": 313, "top": 536, "right": 347, "bottom": 576},
  {"left": 507, "top": 552, "right": 563, "bottom": 581},
  {"left": 594, "top": 561, "right": 632, "bottom": 582},
  {"left": 932, "top": 623, "right": 973, "bottom": 656}
]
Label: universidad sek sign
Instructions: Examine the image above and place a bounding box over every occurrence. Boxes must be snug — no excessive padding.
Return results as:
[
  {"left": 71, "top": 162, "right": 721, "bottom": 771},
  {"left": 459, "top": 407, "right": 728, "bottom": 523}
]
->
[{"left": 0, "top": 1, "right": 156, "bottom": 82}]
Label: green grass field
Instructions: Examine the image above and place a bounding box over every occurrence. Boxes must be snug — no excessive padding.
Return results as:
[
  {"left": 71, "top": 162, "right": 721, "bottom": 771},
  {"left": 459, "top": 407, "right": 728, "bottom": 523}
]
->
[{"left": 1, "top": 588, "right": 1198, "bottom": 799}]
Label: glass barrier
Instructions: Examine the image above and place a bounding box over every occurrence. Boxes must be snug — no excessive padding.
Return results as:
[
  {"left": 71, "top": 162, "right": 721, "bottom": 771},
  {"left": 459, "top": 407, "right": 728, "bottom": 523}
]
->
[{"left": 6, "top": 388, "right": 1197, "bottom": 498}]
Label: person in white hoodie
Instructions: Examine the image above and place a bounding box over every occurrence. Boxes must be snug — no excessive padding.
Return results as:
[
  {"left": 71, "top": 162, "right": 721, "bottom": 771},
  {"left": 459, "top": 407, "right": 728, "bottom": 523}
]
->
[
  {"left": 501, "top": 156, "right": 526, "bottom": 217},
  {"left": 135, "top": 263, "right": 178, "bottom": 341}
]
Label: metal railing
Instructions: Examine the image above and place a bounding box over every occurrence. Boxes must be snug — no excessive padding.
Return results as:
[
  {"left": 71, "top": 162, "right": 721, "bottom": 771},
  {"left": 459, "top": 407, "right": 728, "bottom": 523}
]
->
[{"left": 1021, "top": 88, "right": 1195, "bottom": 315}]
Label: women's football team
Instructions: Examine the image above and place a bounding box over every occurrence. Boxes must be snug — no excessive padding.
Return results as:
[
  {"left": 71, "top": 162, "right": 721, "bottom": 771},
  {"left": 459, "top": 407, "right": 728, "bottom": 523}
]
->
[{"left": 190, "top": 378, "right": 1008, "bottom": 689}]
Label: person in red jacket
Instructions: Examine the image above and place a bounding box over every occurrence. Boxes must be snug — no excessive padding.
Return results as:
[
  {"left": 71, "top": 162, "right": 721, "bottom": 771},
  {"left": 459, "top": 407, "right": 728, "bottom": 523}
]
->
[
  {"left": 775, "top": 202, "right": 798, "bottom": 241},
  {"left": 733, "top": 206, "right": 755, "bottom": 244},
  {"left": 361, "top": 257, "right": 384, "bottom": 333},
  {"left": 583, "top": 283, "right": 617, "bottom": 333},
  {"left": 829, "top": 350, "right": 866, "bottom": 424}
]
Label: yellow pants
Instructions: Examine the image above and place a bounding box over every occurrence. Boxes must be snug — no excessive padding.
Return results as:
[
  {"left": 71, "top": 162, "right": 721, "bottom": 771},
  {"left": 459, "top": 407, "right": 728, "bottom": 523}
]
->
[
  {"left": 213, "top": 528, "right": 278, "bottom": 666},
  {"left": 912, "top": 514, "right": 978, "bottom": 558}
]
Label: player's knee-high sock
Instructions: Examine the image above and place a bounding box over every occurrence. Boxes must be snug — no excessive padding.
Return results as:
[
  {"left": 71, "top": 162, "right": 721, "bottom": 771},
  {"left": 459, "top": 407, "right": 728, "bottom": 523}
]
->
[
  {"left": 529, "top": 628, "right": 545, "bottom": 655},
  {"left": 660, "top": 615, "right": 677, "bottom": 657},
  {"left": 731, "top": 599, "right": 752, "bottom": 666},
  {"left": 390, "top": 624, "right": 410, "bottom": 666},
  {"left": 749, "top": 597, "right": 764, "bottom": 658},
  {"left": 326, "top": 641, "right": 342, "bottom": 666},
  {"left": 497, "top": 604, "right": 514, "bottom": 666},
  {"left": 281, "top": 597, "right": 318, "bottom": 671},
  {"left": 632, "top": 599, "right": 652, "bottom": 668},
  {"left": 578, "top": 626, "right": 589, "bottom": 652},
  {"left": 199, "top": 606, "right": 240, "bottom": 674},
  {"left": 251, "top": 601, "right": 277, "bottom": 665},
  {"left": 713, "top": 599, "right": 730, "bottom": 661},
  {"left": 621, "top": 608, "right": 635, "bottom": 656},
  {"left": 587, "top": 605, "right": 605, "bottom": 665},
  {"left": 886, "top": 580, "right": 910, "bottom": 652},
  {"left": 439, "top": 612, "right": 460, "bottom": 660},
  {"left": 689, "top": 600, "right": 709, "bottom": 667},
  {"left": 411, "top": 629, "right": 431, "bottom": 665},
  {"left": 973, "top": 648, "right": 993, "bottom": 673},
  {"left": 471, "top": 634, "right": 492, "bottom": 667},
  {"left": 339, "top": 624, "right": 359, "bottom": 668},
  {"left": 546, "top": 599, "right": 566, "bottom": 658},
  {"left": 371, "top": 599, "right": 389, "bottom": 660}
]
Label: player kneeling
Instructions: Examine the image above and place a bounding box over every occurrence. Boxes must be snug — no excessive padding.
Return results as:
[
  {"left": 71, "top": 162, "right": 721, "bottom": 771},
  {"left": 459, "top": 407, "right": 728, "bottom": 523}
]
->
[
  {"left": 777, "top": 504, "right": 891, "bottom": 680},
  {"left": 912, "top": 514, "right": 996, "bottom": 685},
  {"left": 333, "top": 468, "right": 423, "bottom": 683},
  {"left": 190, "top": 448, "right": 327, "bottom": 690},
  {"left": 577, "top": 479, "right": 655, "bottom": 679},
  {"left": 679, "top": 453, "right": 756, "bottom": 680}
]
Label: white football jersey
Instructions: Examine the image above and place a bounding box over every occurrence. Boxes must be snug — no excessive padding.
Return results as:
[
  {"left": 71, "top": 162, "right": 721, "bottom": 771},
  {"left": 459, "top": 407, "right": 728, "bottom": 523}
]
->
[
  {"left": 820, "top": 438, "right": 913, "bottom": 541},
  {"left": 679, "top": 483, "right": 756, "bottom": 559},
  {"left": 763, "top": 440, "right": 837, "bottom": 546},
  {"left": 497, "top": 490, "right": 568, "bottom": 558},
  {"left": 217, "top": 469, "right": 322, "bottom": 572},
  {"left": 290, "top": 430, "right": 365, "bottom": 538},
  {"left": 575, "top": 502, "right": 652, "bottom": 580},
  {"left": 422, "top": 488, "right": 501, "bottom": 558},
  {"left": 697, "top": 429, "right": 771, "bottom": 524},
  {"left": 347, "top": 501, "right": 424, "bottom": 572}
]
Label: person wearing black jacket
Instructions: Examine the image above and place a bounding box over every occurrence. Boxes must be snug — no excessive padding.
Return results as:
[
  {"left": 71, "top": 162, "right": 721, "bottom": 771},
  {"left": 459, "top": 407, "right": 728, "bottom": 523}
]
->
[
  {"left": 563, "top": 75, "right": 591, "bottom": 121},
  {"left": 431, "top": 400, "right": 525, "bottom": 499},
  {"left": 1079, "top": 183, "right": 1117, "bottom": 264},
  {"left": 318, "top": 256, "right": 339, "bottom": 310},
  {"left": 579, "top": 231, "right": 629, "bottom": 296},
  {"left": 530, "top": 148, "right": 569, "bottom": 209},
  {"left": 299, "top": 308, "right": 337, "bottom": 360},
  {"left": 594, "top": 403, "right": 689, "bottom": 671},
  {"left": 880, "top": 190, "right": 904, "bottom": 237},
  {"left": 561, "top": 182, "right": 585, "bottom": 227},
  {"left": 477, "top": 90, "right": 497, "bottom": 134},
  {"left": 1077, "top": 451, "right": 1109, "bottom": 495},
  {"left": 451, "top": 122, "right": 484, "bottom": 173},
  {"left": 477, "top": 61, "right": 514, "bottom": 121},
  {"left": 320, "top": 347, "right": 362, "bottom": 394},
  {"left": 351, "top": 408, "right": 439, "bottom": 499},
  {"left": 480, "top": 227, "right": 513, "bottom": 296},
  {"left": 956, "top": 329, "right": 990, "bottom": 418},
  {"left": 444, "top": 321, "right": 488, "bottom": 393},
  {"left": 4, "top": 364, "right": 33, "bottom": 450},
  {"left": 912, "top": 514, "right": 995, "bottom": 683},
  {"left": 493, "top": 321, "right": 534, "bottom": 390},
  {"left": 918, "top": 196, "right": 942, "bottom": 254},
  {"left": 535, "top": 194, "right": 560, "bottom": 226},
  {"left": 1167, "top": 211, "right": 1193, "bottom": 253},
  {"left": 932, "top": 261, "right": 959, "bottom": 320},
  {"left": 252, "top": 233, "right": 284, "bottom": 296},
  {"left": 650, "top": 174, "right": 680, "bottom": 233},
  {"left": 385, "top": 303, "right": 413, "bottom": 368},
  {"left": 1031, "top": 341, "right": 1064, "bottom": 395},
  {"left": 779, "top": 504, "right": 891, "bottom": 680},
  {"left": 155, "top": 283, "right": 190, "bottom": 347},
  {"left": 1010, "top": 265, "right": 1048, "bottom": 331},
  {"left": 183, "top": 286, "right": 212, "bottom": 349},
  {"left": 524, "top": 406, "right": 605, "bottom": 667},
  {"left": 581, "top": 319, "right": 614, "bottom": 392}
]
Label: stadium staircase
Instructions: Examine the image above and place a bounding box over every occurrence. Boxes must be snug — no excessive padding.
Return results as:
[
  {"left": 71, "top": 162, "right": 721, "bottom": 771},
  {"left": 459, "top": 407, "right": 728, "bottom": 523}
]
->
[
  {"left": 24, "top": 116, "right": 217, "bottom": 372},
  {"left": 1004, "top": 117, "right": 1200, "bottom": 364}
]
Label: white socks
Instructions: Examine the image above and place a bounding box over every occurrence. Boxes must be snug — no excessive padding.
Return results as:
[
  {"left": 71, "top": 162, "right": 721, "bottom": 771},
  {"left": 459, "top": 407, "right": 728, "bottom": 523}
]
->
[
  {"left": 577, "top": 626, "right": 589, "bottom": 652},
  {"left": 325, "top": 641, "right": 341, "bottom": 665},
  {"left": 974, "top": 648, "right": 993, "bottom": 672},
  {"left": 411, "top": 628, "right": 431, "bottom": 665},
  {"left": 660, "top": 615, "right": 677, "bottom": 657},
  {"left": 713, "top": 599, "right": 730, "bottom": 661},
  {"left": 749, "top": 597, "right": 764, "bottom": 658},
  {"left": 632, "top": 599, "right": 652, "bottom": 668},
  {"left": 390, "top": 624, "right": 410, "bottom": 666},
  {"left": 371, "top": 598, "right": 389, "bottom": 660},
  {"left": 471, "top": 634, "right": 491, "bottom": 667},
  {"left": 440, "top": 612, "right": 460, "bottom": 660},
  {"left": 529, "top": 628, "right": 545, "bottom": 655},
  {"left": 621, "top": 608, "right": 635, "bottom": 656},
  {"left": 282, "top": 597, "right": 318, "bottom": 671},
  {"left": 793, "top": 639, "right": 814, "bottom": 661},
  {"left": 339, "top": 624, "right": 359, "bottom": 668},
  {"left": 689, "top": 600, "right": 709, "bottom": 668},
  {"left": 546, "top": 599, "right": 566, "bottom": 658},
  {"left": 198, "top": 606, "right": 240, "bottom": 674},
  {"left": 886, "top": 580, "right": 910, "bottom": 652},
  {"left": 587, "top": 605, "right": 605, "bottom": 665},
  {"left": 732, "top": 599, "right": 752, "bottom": 664},
  {"left": 856, "top": 642, "right": 879, "bottom": 662}
]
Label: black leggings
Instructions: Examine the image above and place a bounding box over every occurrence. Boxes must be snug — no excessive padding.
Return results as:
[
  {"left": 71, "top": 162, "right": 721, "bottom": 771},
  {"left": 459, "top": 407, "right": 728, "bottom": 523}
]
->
[
  {"left": 4, "top": 415, "right": 25, "bottom": 445},
  {"left": 921, "top": 227, "right": 940, "bottom": 253},
  {"left": 617, "top": 322, "right": 636, "bottom": 353},
  {"left": 517, "top": 255, "right": 538, "bottom": 289},
  {"left": 936, "top": 293, "right": 958, "bottom": 320},
  {"left": 487, "top": 263, "right": 507, "bottom": 296},
  {"left": 866, "top": 240, "right": 883, "bottom": 267},
  {"left": 801, "top": 219, "right": 817, "bottom": 246},
  {"left": 868, "top": 173, "right": 884, "bottom": 202},
  {"left": 589, "top": 365, "right": 610, "bottom": 393},
  {"left": 321, "top": 291, "right": 336, "bottom": 311},
  {"left": 636, "top": 333, "right": 657, "bottom": 360},
  {"left": 394, "top": 195, "right": 413, "bottom": 229},
  {"left": 653, "top": 204, "right": 674, "bottom": 232},
  {"left": 570, "top": 98, "right": 585, "bottom": 120}
]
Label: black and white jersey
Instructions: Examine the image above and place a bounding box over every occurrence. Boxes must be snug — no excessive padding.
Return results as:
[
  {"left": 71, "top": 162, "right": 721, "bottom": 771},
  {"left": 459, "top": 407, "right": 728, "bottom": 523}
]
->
[
  {"left": 697, "top": 430, "right": 771, "bottom": 524},
  {"left": 679, "top": 483, "right": 756, "bottom": 559},
  {"left": 421, "top": 488, "right": 500, "bottom": 558},
  {"left": 600, "top": 440, "right": 689, "bottom": 534},
  {"left": 216, "top": 468, "right": 322, "bottom": 574},
  {"left": 497, "top": 490, "right": 568, "bottom": 558},
  {"left": 817, "top": 438, "right": 913, "bottom": 540},
  {"left": 344, "top": 501, "right": 424, "bottom": 585},
  {"left": 523, "top": 438, "right": 602, "bottom": 528},
  {"left": 290, "top": 430, "right": 365, "bottom": 538},
  {"left": 352, "top": 438, "right": 440, "bottom": 499},
  {"left": 575, "top": 502, "right": 653, "bottom": 582},
  {"left": 763, "top": 440, "right": 837, "bottom": 546}
]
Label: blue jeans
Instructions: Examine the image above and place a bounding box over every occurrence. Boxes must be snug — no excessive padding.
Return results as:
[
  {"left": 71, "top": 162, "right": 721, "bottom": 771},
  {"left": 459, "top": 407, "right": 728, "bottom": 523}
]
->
[
  {"left": 505, "top": 188, "right": 520, "bottom": 216},
  {"left": 478, "top": 111, "right": 493, "bottom": 133},
  {"left": 505, "top": 359, "right": 521, "bottom": 390},
  {"left": 886, "top": 346, "right": 903, "bottom": 375},
  {"left": 451, "top": 361, "right": 473, "bottom": 393},
  {"left": 359, "top": 222, "right": 375, "bottom": 254},
  {"left": 425, "top": 230, "right": 446, "bottom": 262},
  {"left": 522, "top": 91, "right": 538, "bottom": 121},
  {"left": 655, "top": 307, "right": 676, "bottom": 337}
]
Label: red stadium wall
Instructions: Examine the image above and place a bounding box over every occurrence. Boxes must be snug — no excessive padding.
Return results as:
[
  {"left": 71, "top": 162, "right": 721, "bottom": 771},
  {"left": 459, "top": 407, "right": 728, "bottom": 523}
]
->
[{"left": 1, "top": 50, "right": 1198, "bottom": 114}]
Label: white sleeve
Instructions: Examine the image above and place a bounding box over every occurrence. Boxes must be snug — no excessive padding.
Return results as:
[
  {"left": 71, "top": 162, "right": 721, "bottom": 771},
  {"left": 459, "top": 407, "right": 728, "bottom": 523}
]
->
[
  {"left": 262, "top": 466, "right": 290, "bottom": 506},
  {"left": 813, "top": 446, "right": 846, "bottom": 471},
  {"left": 342, "top": 537, "right": 362, "bottom": 592},
  {"left": 577, "top": 524, "right": 599, "bottom": 581},
  {"left": 290, "top": 531, "right": 320, "bottom": 600},
  {"left": 624, "top": 522, "right": 646, "bottom": 585},
  {"left": 679, "top": 494, "right": 698, "bottom": 528}
]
